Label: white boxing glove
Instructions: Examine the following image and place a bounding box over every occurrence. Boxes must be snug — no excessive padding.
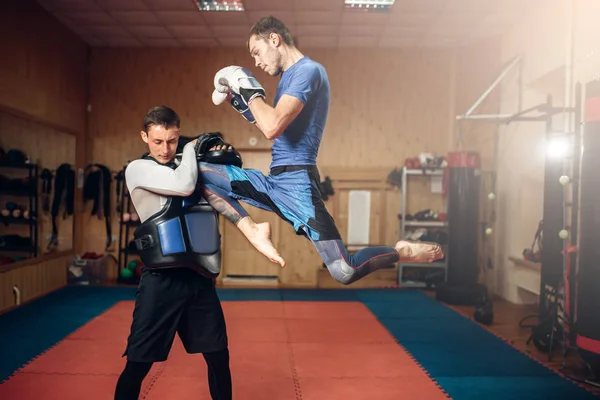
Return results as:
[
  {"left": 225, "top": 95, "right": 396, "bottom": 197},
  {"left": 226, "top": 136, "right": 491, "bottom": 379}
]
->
[
  {"left": 212, "top": 89, "right": 229, "bottom": 106},
  {"left": 211, "top": 89, "right": 256, "bottom": 123},
  {"left": 213, "top": 66, "right": 265, "bottom": 106}
]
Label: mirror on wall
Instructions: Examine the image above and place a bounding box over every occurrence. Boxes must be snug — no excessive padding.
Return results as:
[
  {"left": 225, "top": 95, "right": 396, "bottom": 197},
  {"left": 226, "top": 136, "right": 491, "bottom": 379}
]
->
[{"left": 0, "top": 110, "right": 76, "bottom": 266}]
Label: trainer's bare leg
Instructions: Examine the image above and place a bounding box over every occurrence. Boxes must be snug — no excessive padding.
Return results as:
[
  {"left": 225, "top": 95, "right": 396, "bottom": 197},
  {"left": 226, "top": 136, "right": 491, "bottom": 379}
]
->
[{"left": 395, "top": 240, "right": 444, "bottom": 263}]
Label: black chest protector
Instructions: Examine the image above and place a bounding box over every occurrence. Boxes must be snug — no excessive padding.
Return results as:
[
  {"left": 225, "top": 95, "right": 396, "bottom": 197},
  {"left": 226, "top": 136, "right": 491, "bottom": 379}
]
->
[{"left": 132, "top": 156, "right": 221, "bottom": 278}]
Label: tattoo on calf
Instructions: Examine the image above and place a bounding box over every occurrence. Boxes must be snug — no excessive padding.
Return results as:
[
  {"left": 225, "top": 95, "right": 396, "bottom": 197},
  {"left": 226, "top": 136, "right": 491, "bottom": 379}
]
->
[{"left": 202, "top": 189, "right": 243, "bottom": 225}]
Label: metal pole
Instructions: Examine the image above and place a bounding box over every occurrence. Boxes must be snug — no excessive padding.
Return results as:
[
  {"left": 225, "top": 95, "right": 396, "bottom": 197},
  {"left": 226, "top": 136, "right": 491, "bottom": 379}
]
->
[
  {"left": 456, "top": 114, "right": 515, "bottom": 121},
  {"left": 569, "top": 82, "right": 582, "bottom": 348},
  {"left": 518, "top": 53, "right": 524, "bottom": 114},
  {"left": 564, "top": 0, "right": 577, "bottom": 352},
  {"left": 462, "top": 55, "right": 522, "bottom": 118}
]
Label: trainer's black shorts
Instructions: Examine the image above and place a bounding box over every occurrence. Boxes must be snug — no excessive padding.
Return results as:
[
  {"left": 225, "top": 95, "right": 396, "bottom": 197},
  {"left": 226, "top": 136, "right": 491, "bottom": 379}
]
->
[{"left": 123, "top": 268, "right": 228, "bottom": 363}]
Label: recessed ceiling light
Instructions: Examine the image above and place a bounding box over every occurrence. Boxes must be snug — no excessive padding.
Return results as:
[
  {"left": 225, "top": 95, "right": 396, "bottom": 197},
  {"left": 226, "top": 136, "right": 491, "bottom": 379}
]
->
[
  {"left": 194, "top": 0, "right": 245, "bottom": 12},
  {"left": 344, "top": 0, "right": 395, "bottom": 11}
]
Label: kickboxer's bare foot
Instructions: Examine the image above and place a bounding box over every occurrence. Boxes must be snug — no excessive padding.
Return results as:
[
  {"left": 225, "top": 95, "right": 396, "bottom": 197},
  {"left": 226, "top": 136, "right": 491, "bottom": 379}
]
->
[
  {"left": 238, "top": 218, "right": 286, "bottom": 267},
  {"left": 250, "top": 223, "right": 286, "bottom": 267},
  {"left": 395, "top": 240, "right": 443, "bottom": 263}
]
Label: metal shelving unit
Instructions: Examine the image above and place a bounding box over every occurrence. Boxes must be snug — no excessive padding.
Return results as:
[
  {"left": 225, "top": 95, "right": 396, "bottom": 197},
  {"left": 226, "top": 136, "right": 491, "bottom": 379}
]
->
[
  {"left": 0, "top": 162, "right": 39, "bottom": 259},
  {"left": 398, "top": 166, "right": 448, "bottom": 287},
  {"left": 116, "top": 165, "right": 141, "bottom": 284}
]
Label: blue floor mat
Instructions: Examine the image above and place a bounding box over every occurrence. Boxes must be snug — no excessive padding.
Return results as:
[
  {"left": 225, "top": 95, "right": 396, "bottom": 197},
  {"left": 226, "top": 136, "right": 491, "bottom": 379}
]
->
[
  {"left": 435, "top": 376, "right": 593, "bottom": 400},
  {"left": 361, "top": 291, "right": 597, "bottom": 399},
  {"left": 0, "top": 286, "right": 596, "bottom": 399}
]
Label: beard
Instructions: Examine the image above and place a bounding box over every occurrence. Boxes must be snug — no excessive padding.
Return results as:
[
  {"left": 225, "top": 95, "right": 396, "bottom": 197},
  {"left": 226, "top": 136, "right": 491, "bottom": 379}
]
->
[{"left": 267, "top": 49, "right": 283, "bottom": 76}]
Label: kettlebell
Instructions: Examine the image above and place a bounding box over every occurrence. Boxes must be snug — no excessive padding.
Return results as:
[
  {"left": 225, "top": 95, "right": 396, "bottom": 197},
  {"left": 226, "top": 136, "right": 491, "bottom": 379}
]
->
[{"left": 474, "top": 297, "right": 494, "bottom": 325}]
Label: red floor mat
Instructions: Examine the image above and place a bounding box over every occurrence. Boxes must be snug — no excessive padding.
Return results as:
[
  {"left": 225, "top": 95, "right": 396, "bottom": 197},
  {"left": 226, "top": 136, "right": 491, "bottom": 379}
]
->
[
  {"left": 286, "top": 317, "right": 396, "bottom": 344},
  {"left": 144, "top": 375, "right": 299, "bottom": 400},
  {"left": 224, "top": 317, "right": 289, "bottom": 343},
  {"left": 0, "top": 367, "right": 162, "bottom": 400},
  {"left": 17, "top": 339, "right": 127, "bottom": 375},
  {"left": 0, "top": 300, "right": 449, "bottom": 399}
]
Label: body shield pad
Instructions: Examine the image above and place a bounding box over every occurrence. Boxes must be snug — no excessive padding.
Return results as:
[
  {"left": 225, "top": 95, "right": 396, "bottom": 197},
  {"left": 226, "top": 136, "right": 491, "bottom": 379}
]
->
[{"left": 133, "top": 191, "right": 221, "bottom": 278}]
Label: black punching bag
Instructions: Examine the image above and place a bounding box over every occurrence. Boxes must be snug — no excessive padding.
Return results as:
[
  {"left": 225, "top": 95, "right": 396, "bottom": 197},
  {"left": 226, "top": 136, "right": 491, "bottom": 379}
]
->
[
  {"left": 576, "top": 80, "right": 600, "bottom": 372},
  {"left": 446, "top": 151, "right": 481, "bottom": 286},
  {"left": 539, "top": 137, "right": 566, "bottom": 291}
]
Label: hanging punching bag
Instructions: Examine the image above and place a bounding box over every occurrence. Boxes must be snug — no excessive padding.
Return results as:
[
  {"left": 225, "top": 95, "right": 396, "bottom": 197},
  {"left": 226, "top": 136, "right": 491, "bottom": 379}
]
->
[
  {"left": 446, "top": 151, "right": 481, "bottom": 286},
  {"left": 435, "top": 151, "right": 484, "bottom": 306},
  {"left": 576, "top": 80, "right": 600, "bottom": 373}
]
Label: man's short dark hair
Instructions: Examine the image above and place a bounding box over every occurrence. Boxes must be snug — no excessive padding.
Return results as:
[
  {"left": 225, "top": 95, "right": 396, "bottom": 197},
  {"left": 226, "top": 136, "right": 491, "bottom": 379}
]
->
[
  {"left": 248, "top": 16, "right": 294, "bottom": 49},
  {"left": 143, "top": 105, "right": 180, "bottom": 133}
]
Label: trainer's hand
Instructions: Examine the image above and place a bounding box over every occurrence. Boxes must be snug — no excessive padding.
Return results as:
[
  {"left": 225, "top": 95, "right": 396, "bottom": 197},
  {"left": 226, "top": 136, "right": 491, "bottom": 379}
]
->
[
  {"left": 213, "top": 66, "right": 265, "bottom": 105},
  {"left": 189, "top": 139, "right": 230, "bottom": 151},
  {"left": 209, "top": 144, "right": 232, "bottom": 151}
]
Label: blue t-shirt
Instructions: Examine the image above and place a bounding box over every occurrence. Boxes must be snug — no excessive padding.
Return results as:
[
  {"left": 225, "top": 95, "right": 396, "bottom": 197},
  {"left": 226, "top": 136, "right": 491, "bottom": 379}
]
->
[{"left": 270, "top": 56, "right": 330, "bottom": 168}]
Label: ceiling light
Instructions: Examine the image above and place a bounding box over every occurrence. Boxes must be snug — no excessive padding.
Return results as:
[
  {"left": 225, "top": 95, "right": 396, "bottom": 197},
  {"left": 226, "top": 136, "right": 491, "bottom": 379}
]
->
[
  {"left": 344, "top": 0, "right": 395, "bottom": 11},
  {"left": 194, "top": 0, "right": 245, "bottom": 12}
]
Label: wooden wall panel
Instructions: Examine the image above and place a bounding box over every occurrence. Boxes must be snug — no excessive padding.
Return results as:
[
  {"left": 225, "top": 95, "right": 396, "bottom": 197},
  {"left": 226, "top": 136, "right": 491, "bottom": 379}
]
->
[
  {"left": 322, "top": 167, "right": 400, "bottom": 244},
  {"left": 0, "top": 0, "right": 88, "bottom": 135},
  {"left": 87, "top": 47, "right": 455, "bottom": 166},
  {"left": 0, "top": 111, "right": 76, "bottom": 256},
  {"left": 277, "top": 234, "right": 322, "bottom": 287},
  {"left": 0, "top": 253, "right": 71, "bottom": 313},
  {"left": 317, "top": 50, "right": 456, "bottom": 168}
]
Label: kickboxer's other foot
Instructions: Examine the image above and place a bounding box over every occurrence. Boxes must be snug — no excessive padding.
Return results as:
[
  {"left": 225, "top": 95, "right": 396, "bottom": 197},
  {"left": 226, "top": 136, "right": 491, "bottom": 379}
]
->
[
  {"left": 395, "top": 240, "right": 443, "bottom": 263},
  {"left": 249, "top": 222, "right": 286, "bottom": 268}
]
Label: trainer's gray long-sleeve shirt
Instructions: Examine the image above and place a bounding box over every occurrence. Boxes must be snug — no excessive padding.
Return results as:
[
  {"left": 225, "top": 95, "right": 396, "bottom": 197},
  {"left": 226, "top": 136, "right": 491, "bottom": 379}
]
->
[{"left": 125, "top": 142, "right": 198, "bottom": 222}]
